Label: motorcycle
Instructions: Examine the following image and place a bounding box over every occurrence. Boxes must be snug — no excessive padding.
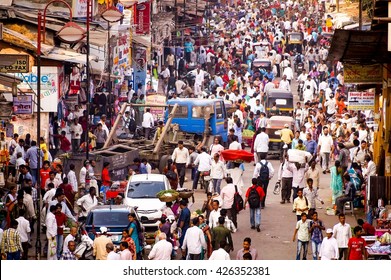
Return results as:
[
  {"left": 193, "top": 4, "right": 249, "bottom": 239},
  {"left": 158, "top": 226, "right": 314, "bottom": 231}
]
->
[
  {"left": 297, "top": 81, "right": 304, "bottom": 101},
  {"left": 74, "top": 232, "right": 94, "bottom": 260},
  {"left": 296, "top": 62, "right": 304, "bottom": 75}
]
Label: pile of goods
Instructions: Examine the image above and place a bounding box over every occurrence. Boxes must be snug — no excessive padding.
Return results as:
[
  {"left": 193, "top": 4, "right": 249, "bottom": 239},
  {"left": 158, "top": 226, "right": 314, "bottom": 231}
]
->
[
  {"left": 176, "top": 188, "right": 194, "bottom": 199},
  {"left": 156, "top": 189, "right": 179, "bottom": 202}
]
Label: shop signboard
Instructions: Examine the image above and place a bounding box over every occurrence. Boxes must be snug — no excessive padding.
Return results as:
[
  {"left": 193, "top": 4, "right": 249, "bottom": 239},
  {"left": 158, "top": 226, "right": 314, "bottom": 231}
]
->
[
  {"left": 16, "top": 66, "right": 59, "bottom": 112},
  {"left": 146, "top": 94, "right": 166, "bottom": 121},
  {"left": 134, "top": 2, "right": 150, "bottom": 34},
  {"left": 0, "top": 54, "right": 29, "bottom": 73},
  {"left": 133, "top": 46, "right": 147, "bottom": 94},
  {"left": 347, "top": 91, "right": 375, "bottom": 111},
  {"left": 72, "top": 0, "right": 95, "bottom": 18},
  {"left": 13, "top": 95, "right": 32, "bottom": 114},
  {"left": 344, "top": 64, "right": 382, "bottom": 84},
  {"left": 63, "top": 95, "right": 79, "bottom": 111}
]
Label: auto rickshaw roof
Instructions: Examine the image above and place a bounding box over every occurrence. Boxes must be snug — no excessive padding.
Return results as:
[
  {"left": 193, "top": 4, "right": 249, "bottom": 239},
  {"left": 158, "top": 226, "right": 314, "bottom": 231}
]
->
[
  {"left": 166, "top": 98, "right": 224, "bottom": 107},
  {"left": 268, "top": 89, "right": 293, "bottom": 98}
]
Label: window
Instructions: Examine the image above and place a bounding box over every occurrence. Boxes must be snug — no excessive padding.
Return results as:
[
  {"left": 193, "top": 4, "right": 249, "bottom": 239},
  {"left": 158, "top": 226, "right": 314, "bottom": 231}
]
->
[
  {"left": 127, "top": 181, "right": 166, "bottom": 199},
  {"left": 192, "top": 105, "right": 213, "bottom": 118},
  {"left": 89, "top": 211, "right": 129, "bottom": 227},
  {"left": 168, "top": 105, "right": 188, "bottom": 118},
  {"left": 275, "top": 99, "right": 287, "bottom": 106},
  {"left": 215, "top": 102, "right": 224, "bottom": 119}
]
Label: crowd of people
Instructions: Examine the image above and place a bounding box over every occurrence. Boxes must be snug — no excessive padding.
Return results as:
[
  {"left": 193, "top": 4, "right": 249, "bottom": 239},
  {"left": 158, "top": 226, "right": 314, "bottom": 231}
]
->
[{"left": 0, "top": 0, "right": 381, "bottom": 261}]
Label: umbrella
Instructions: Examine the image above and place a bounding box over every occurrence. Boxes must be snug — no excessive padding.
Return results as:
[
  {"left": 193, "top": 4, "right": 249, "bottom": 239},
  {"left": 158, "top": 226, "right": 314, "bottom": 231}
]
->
[{"left": 221, "top": 149, "right": 254, "bottom": 162}]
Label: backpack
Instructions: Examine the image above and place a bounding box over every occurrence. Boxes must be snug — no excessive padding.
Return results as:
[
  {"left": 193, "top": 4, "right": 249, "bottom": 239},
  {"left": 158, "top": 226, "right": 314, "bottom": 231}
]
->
[
  {"left": 258, "top": 161, "right": 270, "bottom": 182},
  {"left": 232, "top": 185, "right": 244, "bottom": 212},
  {"left": 248, "top": 186, "right": 261, "bottom": 208}
]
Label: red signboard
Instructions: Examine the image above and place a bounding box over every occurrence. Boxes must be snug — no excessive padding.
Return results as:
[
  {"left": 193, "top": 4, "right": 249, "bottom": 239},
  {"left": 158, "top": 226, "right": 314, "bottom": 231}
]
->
[{"left": 134, "top": 2, "right": 150, "bottom": 34}]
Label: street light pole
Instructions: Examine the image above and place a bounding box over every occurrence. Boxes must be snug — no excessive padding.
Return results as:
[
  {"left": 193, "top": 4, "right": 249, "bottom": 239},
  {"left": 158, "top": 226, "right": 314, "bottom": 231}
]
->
[
  {"left": 86, "top": 0, "right": 91, "bottom": 160},
  {"left": 36, "top": 10, "right": 42, "bottom": 260}
]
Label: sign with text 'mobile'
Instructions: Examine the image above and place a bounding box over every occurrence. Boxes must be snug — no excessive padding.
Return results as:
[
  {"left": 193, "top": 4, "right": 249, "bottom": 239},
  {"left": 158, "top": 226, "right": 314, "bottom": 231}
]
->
[
  {"left": 347, "top": 91, "right": 375, "bottom": 111},
  {"left": 133, "top": 2, "right": 150, "bottom": 34},
  {"left": 16, "top": 66, "right": 59, "bottom": 112},
  {"left": 13, "top": 95, "right": 33, "bottom": 114},
  {"left": 344, "top": 64, "right": 382, "bottom": 84}
]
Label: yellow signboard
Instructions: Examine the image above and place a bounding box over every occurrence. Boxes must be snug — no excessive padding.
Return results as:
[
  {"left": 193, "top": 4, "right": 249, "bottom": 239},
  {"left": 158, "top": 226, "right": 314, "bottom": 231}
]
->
[
  {"left": 0, "top": 54, "right": 29, "bottom": 73},
  {"left": 344, "top": 64, "right": 382, "bottom": 84}
]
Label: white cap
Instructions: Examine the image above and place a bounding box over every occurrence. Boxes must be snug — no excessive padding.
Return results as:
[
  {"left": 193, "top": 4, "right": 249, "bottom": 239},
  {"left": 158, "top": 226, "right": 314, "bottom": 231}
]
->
[
  {"left": 326, "top": 228, "right": 333, "bottom": 234},
  {"left": 100, "top": 226, "right": 108, "bottom": 233}
]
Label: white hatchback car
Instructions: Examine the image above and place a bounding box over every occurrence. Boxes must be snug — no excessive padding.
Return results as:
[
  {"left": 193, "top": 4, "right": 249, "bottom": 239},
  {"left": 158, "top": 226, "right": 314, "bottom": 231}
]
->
[{"left": 124, "top": 174, "right": 171, "bottom": 230}]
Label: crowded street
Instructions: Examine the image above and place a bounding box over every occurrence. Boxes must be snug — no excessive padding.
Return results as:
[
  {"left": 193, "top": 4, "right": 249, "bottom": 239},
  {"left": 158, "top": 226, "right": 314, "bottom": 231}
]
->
[{"left": 1, "top": 0, "right": 391, "bottom": 265}]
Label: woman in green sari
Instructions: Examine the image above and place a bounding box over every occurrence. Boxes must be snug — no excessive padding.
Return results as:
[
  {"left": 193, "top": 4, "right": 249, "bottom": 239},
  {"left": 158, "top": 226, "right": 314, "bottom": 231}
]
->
[{"left": 330, "top": 160, "right": 343, "bottom": 205}]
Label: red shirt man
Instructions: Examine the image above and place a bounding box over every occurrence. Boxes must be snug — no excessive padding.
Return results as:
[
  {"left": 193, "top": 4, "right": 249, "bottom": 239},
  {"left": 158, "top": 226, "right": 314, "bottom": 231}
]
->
[
  {"left": 40, "top": 162, "right": 51, "bottom": 190},
  {"left": 348, "top": 226, "right": 367, "bottom": 260},
  {"left": 358, "top": 219, "right": 376, "bottom": 235},
  {"left": 101, "top": 162, "right": 111, "bottom": 187}
]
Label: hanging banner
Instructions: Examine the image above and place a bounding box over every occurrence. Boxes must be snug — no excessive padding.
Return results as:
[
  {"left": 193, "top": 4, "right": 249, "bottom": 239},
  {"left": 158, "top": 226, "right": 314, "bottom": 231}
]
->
[
  {"left": 146, "top": 94, "right": 167, "bottom": 121},
  {"left": 16, "top": 67, "right": 59, "bottom": 112},
  {"left": 347, "top": 91, "right": 375, "bottom": 111},
  {"left": 344, "top": 64, "right": 382, "bottom": 84},
  {"left": 133, "top": 46, "right": 147, "bottom": 94},
  {"left": 134, "top": 2, "right": 150, "bottom": 35},
  {"left": 72, "top": 0, "right": 95, "bottom": 18},
  {"left": 13, "top": 95, "right": 33, "bottom": 114}
]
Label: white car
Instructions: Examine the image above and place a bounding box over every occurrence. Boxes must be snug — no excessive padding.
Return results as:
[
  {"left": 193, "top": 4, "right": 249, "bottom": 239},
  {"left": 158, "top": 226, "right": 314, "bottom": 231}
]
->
[{"left": 124, "top": 174, "right": 171, "bottom": 230}]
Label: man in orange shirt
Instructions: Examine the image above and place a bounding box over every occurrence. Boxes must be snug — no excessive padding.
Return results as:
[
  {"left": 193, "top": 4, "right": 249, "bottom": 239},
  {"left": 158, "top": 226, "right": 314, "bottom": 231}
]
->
[
  {"left": 101, "top": 162, "right": 112, "bottom": 204},
  {"left": 336, "top": 96, "right": 346, "bottom": 115}
]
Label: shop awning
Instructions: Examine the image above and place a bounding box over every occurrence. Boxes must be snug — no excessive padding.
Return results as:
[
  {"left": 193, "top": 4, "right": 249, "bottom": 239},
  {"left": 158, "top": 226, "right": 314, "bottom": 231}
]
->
[
  {"left": 44, "top": 47, "right": 98, "bottom": 65},
  {"left": 327, "top": 29, "right": 391, "bottom": 64},
  {"left": 0, "top": 73, "right": 23, "bottom": 89},
  {"left": 132, "top": 35, "right": 151, "bottom": 47}
]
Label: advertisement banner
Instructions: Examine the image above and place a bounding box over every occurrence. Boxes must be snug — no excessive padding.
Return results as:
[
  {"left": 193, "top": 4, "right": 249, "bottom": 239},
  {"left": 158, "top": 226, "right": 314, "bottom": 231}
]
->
[
  {"left": 347, "top": 91, "right": 375, "bottom": 111},
  {"left": 72, "top": 0, "right": 92, "bottom": 18},
  {"left": 133, "top": 46, "right": 147, "bottom": 94},
  {"left": 17, "top": 66, "right": 59, "bottom": 112},
  {"left": 344, "top": 64, "right": 382, "bottom": 84},
  {"left": 134, "top": 2, "right": 150, "bottom": 35},
  {"left": 13, "top": 95, "right": 33, "bottom": 114},
  {"left": 146, "top": 94, "right": 167, "bottom": 121}
]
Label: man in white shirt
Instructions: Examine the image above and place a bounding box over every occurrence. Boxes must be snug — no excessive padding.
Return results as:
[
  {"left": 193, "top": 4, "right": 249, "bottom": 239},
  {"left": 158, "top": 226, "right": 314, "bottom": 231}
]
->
[
  {"left": 16, "top": 209, "right": 31, "bottom": 260},
  {"left": 292, "top": 212, "right": 310, "bottom": 260},
  {"left": 69, "top": 118, "right": 83, "bottom": 153},
  {"left": 181, "top": 217, "right": 207, "bottom": 260},
  {"left": 319, "top": 228, "right": 339, "bottom": 260},
  {"left": 194, "top": 65, "right": 205, "bottom": 98},
  {"left": 303, "top": 75, "right": 317, "bottom": 95},
  {"left": 63, "top": 227, "right": 77, "bottom": 253},
  {"left": 363, "top": 155, "right": 377, "bottom": 180},
  {"left": 324, "top": 94, "right": 336, "bottom": 117},
  {"left": 220, "top": 177, "right": 242, "bottom": 228},
  {"left": 142, "top": 108, "right": 154, "bottom": 140},
  {"left": 279, "top": 75, "right": 291, "bottom": 91},
  {"left": 209, "top": 240, "right": 231, "bottom": 260},
  {"left": 119, "top": 241, "right": 132, "bottom": 260},
  {"left": 67, "top": 164, "right": 78, "bottom": 193},
  {"left": 332, "top": 214, "right": 352, "bottom": 260},
  {"left": 46, "top": 205, "right": 58, "bottom": 260},
  {"left": 192, "top": 147, "right": 212, "bottom": 190},
  {"left": 209, "top": 200, "right": 221, "bottom": 229},
  {"left": 253, "top": 127, "right": 269, "bottom": 161},
  {"left": 77, "top": 186, "right": 98, "bottom": 218},
  {"left": 148, "top": 232, "right": 173, "bottom": 260},
  {"left": 317, "top": 126, "right": 334, "bottom": 173},
  {"left": 106, "top": 243, "right": 120, "bottom": 260},
  {"left": 172, "top": 140, "right": 190, "bottom": 188},
  {"left": 282, "top": 64, "right": 294, "bottom": 83}
]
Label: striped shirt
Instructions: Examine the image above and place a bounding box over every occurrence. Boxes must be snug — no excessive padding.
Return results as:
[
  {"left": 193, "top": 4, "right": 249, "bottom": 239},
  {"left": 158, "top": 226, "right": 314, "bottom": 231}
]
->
[{"left": 0, "top": 228, "right": 23, "bottom": 253}]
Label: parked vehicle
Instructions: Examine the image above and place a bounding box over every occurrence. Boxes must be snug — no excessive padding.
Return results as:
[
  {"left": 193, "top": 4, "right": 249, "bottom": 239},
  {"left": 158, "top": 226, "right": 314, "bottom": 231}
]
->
[
  {"left": 84, "top": 205, "right": 139, "bottom": 244},
  {"left": 124, "top": 174, "right": 170, "bottom": 231},
  {"left": 286, "top": 32, "right": 304, "bottom": 54}
]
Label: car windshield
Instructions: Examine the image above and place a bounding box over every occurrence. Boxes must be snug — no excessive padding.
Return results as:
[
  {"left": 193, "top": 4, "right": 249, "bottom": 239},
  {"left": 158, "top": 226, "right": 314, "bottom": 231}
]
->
[
  {"left": 127, "top": 181, "right": 165, "bottom": 199},
  {"left": 89, "top": 211, "right": 129, "bottom": 227}
]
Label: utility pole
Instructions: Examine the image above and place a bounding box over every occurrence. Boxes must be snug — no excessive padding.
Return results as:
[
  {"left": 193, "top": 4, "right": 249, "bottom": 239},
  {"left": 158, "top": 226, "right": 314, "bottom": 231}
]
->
[
  {"left": 174, "top": 0, "right": 178, "bottom": 74},
  {"left": 359, "top": 0, "right": 363, "bottom": 30}
]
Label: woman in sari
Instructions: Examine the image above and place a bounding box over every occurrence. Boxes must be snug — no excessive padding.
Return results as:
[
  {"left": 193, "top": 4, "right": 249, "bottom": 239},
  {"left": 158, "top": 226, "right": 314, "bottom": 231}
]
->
[
  {"left": 127, "top": 213, "right": 142, "bottom": 259},
  {"left": 121, "top": 229, "right": 137, "bottom": 260},
  {"left": 198, "top": 215, "right": 212, "bottom": 259},
  {"left": 5, "top": 184, "right": 17, "bottom": 228},
  {"left": 330, "top": 160, "right": 343, "bottom": 206},
  {"left": 163, "top": 159, "right": 179, "bottom": 190}
]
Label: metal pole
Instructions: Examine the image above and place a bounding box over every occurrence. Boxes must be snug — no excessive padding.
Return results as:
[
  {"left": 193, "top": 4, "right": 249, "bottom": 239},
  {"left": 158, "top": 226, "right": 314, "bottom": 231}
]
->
[
  {"left": 150, "top": 1, "right": 153, "bottom": 88},
  {"left": 174, "top": 0, "right": 177, "bottom": 74},
  {"left": 86, "top": 0, "right": 91, "bottom": 159},
  {"left": 182, "top": 0, "right": 185, "bottom": 46},
  {"left": 358, "top": 0, "right": 362, "bottom": 30},
  {"left": 107, "top": 22, "right": 111, "bottom": 121},
  {"left": 35, "top": 11, "right": 42, "bottom": 260}
]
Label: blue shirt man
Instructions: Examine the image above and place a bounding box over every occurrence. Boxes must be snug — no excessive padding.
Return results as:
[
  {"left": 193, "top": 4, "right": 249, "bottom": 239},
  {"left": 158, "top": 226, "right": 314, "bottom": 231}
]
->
[
  {"left": 304, "top": 135, "right": 318, "bottom": 155},
  {"left": 178, "top": 200, "right": 191, "bottom": 248}
]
